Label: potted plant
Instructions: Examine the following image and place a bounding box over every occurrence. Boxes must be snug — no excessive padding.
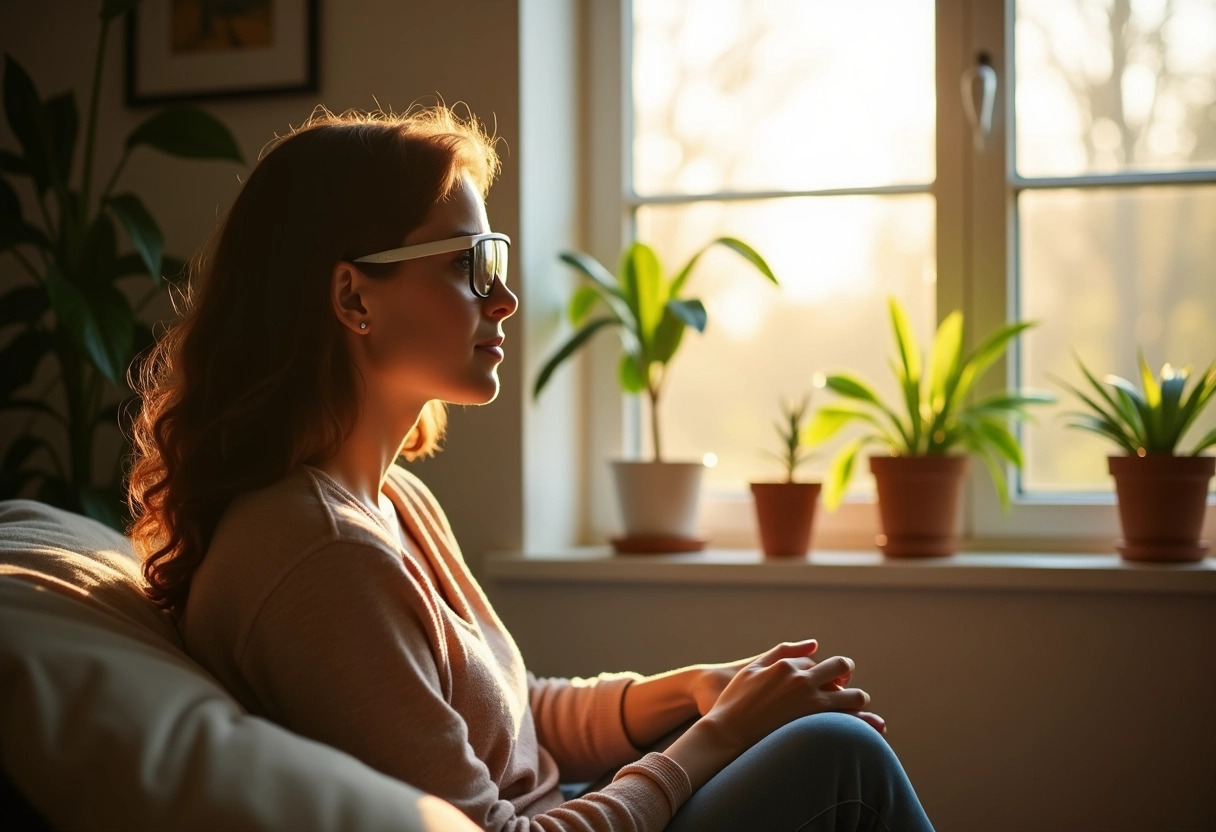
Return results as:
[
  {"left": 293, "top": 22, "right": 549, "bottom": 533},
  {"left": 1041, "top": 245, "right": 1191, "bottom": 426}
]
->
[
  {"left": 750, "top": 394, "right": 821, "bottom": 557},
  {"left": 532, "top": 238, "right": 777, "bottom": 550},
  {"left": 803, "top": 297, "right": 1053, "bottom": 557},
  {"left": 0, "top": 0, "right": 244, "bottom": 529},
  {"left": 1059, "top": 354, "right": 1216, "bottom": 562}
]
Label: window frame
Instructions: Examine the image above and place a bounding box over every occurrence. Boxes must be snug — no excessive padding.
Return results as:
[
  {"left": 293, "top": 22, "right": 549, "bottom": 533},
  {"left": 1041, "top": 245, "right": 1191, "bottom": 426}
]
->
[{"left": 582, "top": 0, "right": 1216, "bottom": 549}]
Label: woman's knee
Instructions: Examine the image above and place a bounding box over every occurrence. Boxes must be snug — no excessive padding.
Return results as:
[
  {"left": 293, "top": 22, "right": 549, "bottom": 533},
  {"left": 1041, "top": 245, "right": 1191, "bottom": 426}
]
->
[{"left": 767, "top": 712, "right": 897, "bottom": 773}]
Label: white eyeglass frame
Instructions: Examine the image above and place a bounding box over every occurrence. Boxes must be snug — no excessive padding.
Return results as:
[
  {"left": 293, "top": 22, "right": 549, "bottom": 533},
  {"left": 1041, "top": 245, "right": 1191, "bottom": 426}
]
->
[{"left": 352, "top": 232, "right": 511, "bottom": 264}]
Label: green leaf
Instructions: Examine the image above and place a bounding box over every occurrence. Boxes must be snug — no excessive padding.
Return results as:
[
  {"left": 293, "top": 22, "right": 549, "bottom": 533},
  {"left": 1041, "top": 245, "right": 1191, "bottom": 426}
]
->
[
  {"left": 45, "top": 265, "right": 135, "bottom": 385},
  {"left": 1175, "top": 360, "right": 1216, "bottom": 449},
  {"left": 106, "top": 193, "right": 163, "bottom": 279},
  {"left": 3, "top": 54, "right": 51, "bottom": 193},
  {"left": 0, "top": 150, "right": 28, "bottom": 175},
  {"left": 618, "top": 353, "right": 647, "bottom": 394},
  {"left": 620, "top": 242, "right": 665, "bottom": 349},
  {"left": 0, "top": 328, "right": 51, "bottom": 400},
  {"left": 0, "top": 174, "right": 20, "bottom": 223},
  {"left": 1157, "top": 365, "right": 1188, "bottom": 446},
  {"left": 968, "top": 390, "right": 1056, "bottom": 416},
  {"left": 822, "top": 437, "right": 867, "bottom": 510},
  {"left": 1063, "top": 414, "right": 1139, "bottom": 454},
  {"left": 969, "top": 417, "right": 1023, "bottom": 468},
  {"left": 928, "top": 310, "right": 963, "bottom": 410},
  {"left": 665, "top": 297, "right": 707, "bottom": 332},
  {"left": 1074, "top": 358, "right": 1143, "bottom": 444},
  {"left": 820, "top": 371, "right": 910, "bottom": 449},
  {"left": 670, "top": 236, "right": 777, "bottom": 298},
  {"left": 78, "top": 484, "right": 127, "bottom": 531},
  {"left": 951, "top": 321, "right": 1033, "bottom": 407},
  {"left": 78, "top": 213, "right": 119, "bottom": 286},
  {"left": 101, "top": 0, "right": 141, "bottom": 21},
  {"left": 651, "top": 307, "right": 687, "bottom": 365},
  {"left": 1106, "top": 375, "right": 1154, "bottom": 450},
  {"left": 558, "top": 250, "right": 622, "bottom": 297},
  {"left": 532, "top": 316, "right": 619, "bottom": 399},
  {"left": 567, "top": 284, "right": 602, "bottom": 325},
  {"left": 43, "top": 92, "right": 77, "bottom": 188},
  {"left": 1190, "top": 428, "right": 1216, "bottom": 455},
  {"left": 803, "top": 403, "right": 888, "bottom": 447},
  {"left": 0, "top": 285, "right": 48, "bottom": 327},
  {"left": 126, "top": 107, "right": 244, "bottom": 163},
  {"left": 970, "top": 442, "right": 1011, "bottom": 511},
  {"left": 888, "top": 298, "right": 924, "bottom": 450},
  {"left": 0, "top": 219, "right": 51, "bottom": 252}
]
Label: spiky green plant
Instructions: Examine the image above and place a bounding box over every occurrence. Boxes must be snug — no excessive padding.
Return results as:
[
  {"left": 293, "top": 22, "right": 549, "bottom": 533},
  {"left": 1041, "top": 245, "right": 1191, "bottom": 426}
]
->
[
  {"left": 532, "top": 238, "right": 777, "bottom": 462},
  {"left": 761, "top": 394, "right": 815, "bottom": 483},
  {"left": 803, "top": 297, "right": 1054, "bottom": 509},
  {"left": 1059, "top": 354, "right": 1216, "bottom": 456}
]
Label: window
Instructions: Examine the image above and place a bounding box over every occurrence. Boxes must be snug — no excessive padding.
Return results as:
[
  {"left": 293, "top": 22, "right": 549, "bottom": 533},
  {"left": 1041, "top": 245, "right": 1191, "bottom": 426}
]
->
[{"left": 583, "top": 0, "right": 1216, "bottom": 548}]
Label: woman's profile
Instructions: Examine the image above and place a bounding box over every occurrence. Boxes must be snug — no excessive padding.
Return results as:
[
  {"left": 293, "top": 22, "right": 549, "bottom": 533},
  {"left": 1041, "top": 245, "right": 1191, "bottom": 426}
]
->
[{"left": 127, "top": 105, "right": 934, "bottom": 832}]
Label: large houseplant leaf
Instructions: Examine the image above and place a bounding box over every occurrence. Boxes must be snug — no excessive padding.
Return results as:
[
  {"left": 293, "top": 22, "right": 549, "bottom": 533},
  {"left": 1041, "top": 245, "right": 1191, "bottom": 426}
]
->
[
  {"left": 532, "top": 316, "right": 619, "bottom": 398},
  {"left": 107, "top": 192, "right": 163, "bottom": 278},
  {"left": 45, "top": 265, "right": 134, "bottom": 385},
  {"left": 126, "top": 107, "right": 244, "bottom": 163},
  {"left": 2, "top": 54, "right": 52, "bottom": 194}
]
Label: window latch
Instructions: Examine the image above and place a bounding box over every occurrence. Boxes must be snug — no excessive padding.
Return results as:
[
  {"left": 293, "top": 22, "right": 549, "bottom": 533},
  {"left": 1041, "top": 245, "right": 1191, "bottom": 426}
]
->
[{"left": 961, "top": 51, "right": 997, "bottom": 151}]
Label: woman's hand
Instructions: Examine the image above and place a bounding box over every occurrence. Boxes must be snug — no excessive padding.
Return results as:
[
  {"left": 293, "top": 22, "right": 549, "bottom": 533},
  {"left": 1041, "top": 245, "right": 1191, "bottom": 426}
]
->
[
  {"left": 687, "top": 640, "right": 820, "bottom": 716},
  {"left": 662, "top": 640, "right": 885, "bottom": 791},
  {"left": 703, "top": 640, "right": 884, "bottom": 749}
]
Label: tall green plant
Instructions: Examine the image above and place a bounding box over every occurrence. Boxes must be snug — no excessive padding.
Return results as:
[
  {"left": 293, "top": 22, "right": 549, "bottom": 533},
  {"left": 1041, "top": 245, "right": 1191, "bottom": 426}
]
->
[
  {"left": 761, "top": 394, "right": 815, "bottom": 483},
  {"left": 1059, "top": 353, "right": 1216, "bottom": 456},
  {"left": 0, "top": 0, "right": 243, "bottom": 528},
  {"left": 532, "top": 238, "right": 777, "bottom": 461},
  {"left": 803, "top": 297, "right": 1054, "bottom": 509}
]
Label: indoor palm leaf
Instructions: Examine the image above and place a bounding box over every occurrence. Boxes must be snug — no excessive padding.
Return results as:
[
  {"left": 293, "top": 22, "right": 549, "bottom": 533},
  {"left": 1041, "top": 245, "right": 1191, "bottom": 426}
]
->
[
  {"left": 533, "top": 238, "right": 777, "bottom": 462},
  {"left": 803, "top": 297, "right": 1053, "bottom": 509}
]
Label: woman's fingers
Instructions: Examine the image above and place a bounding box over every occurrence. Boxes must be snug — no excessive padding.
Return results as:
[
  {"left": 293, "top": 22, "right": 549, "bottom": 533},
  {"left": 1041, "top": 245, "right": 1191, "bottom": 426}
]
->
[
  {"left": 752, "top": 639, "right": 819, "bottom": 667},
  {"left": 846, "top": 710, "right": 888, "bottom": 735}
]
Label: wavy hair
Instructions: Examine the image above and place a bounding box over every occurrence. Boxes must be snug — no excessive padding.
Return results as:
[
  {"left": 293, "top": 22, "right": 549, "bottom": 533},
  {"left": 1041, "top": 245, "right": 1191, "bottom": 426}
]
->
[{"left": 128, "top": 105, "right": 501, "bottom": 614}]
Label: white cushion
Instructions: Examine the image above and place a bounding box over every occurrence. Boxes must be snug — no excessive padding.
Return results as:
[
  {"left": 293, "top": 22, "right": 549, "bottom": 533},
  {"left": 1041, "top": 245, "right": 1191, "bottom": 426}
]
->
[{"left": 0, "top": 499, "right": 477, "bottom": 832}]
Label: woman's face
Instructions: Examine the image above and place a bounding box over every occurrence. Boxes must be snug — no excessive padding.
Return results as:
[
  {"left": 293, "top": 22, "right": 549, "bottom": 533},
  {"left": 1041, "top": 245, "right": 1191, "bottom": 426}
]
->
[{"left": 358, "top": 174, "right": 518, "bottom": 408}]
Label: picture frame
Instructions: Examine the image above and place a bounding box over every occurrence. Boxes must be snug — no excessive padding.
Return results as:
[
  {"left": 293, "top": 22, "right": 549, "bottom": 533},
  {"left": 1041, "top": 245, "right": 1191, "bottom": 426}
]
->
[{"left": 125, "top": 0, "right": 319, "bottom": 106}]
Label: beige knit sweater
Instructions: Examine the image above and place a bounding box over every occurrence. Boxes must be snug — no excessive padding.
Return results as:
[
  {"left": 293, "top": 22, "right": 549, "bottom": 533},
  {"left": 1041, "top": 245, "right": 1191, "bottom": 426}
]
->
[{"left": 181, "top": 465, "right": 691, "bottom": 831}]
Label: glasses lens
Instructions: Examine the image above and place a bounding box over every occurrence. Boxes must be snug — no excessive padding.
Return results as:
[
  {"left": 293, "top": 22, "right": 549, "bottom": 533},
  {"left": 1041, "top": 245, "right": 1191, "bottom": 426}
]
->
[{"left": 474, "top": 238, "right": 508, "bottom": 297}]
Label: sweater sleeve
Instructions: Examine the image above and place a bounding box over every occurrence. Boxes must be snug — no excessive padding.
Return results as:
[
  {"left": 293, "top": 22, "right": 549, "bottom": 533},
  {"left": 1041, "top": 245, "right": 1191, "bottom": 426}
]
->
[
  {"left": 236, "top": 541, "right": 690, "bottom": 832},
  {"left": 528, "top": 672, "right": 645, "bottom": 782}
]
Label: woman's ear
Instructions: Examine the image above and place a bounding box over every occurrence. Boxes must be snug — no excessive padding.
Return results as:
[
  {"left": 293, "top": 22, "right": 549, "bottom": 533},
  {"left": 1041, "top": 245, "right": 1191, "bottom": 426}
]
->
[{"left": 331, "top": 261, "right": 370, "bottom": 334}]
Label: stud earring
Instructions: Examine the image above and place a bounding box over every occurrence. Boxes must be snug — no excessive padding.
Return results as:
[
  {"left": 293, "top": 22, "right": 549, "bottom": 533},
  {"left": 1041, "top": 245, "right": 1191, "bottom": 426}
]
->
[{"left": 359, "top": 321, "right": 368, "bottom": 330}]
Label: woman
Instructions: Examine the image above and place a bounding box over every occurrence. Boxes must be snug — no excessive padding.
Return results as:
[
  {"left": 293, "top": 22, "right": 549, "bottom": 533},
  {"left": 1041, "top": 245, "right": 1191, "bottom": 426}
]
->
[{"left": 128, "top": 106, "right": 934, "bottom": 832}]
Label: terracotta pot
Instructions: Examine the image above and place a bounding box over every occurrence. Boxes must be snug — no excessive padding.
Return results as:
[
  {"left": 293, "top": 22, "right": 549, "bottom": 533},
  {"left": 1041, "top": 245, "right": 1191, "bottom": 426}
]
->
[
  {"left": 750, "top": 482, "right": 822, "bottom": 557},
  {"left": 611, "top": 460, "right": 705, "bottom": 545},
  {"left": 869, "top": 455, "right": 969, "bottom": 557},
  {"left": 1108, "top": 454, "right": 1214, "bottom": 563}
]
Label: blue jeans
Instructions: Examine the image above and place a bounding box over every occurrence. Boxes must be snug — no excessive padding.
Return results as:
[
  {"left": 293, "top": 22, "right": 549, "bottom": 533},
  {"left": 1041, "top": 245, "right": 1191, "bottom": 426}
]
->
[{"left": 663, "top": 713, "right": 934, "bottom": 832}]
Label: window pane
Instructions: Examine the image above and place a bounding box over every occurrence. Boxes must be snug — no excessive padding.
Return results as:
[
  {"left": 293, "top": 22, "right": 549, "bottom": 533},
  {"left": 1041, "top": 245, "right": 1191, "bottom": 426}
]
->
[
  {"left": 1015, "top": 0, "right": 1216, "bottom": 177},
  {"left": 632, "top": 0, "right": 936, "bottom": 194},
  {"left": 636, "top": 196, "right": 936, "bottom": 493},
  {"left": 1020, "top": 185, "right": 1216, "bottom": 492}
]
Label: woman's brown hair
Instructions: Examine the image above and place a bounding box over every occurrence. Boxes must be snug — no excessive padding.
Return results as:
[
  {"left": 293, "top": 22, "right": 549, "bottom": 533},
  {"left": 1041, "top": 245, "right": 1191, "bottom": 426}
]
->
[{"left": 128, "top": 105, "right": 500, "bottom": 614}]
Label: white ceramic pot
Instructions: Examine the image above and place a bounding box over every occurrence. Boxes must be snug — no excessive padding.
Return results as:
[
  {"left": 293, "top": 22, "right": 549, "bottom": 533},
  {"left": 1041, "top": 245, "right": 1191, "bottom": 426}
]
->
[{"left": 611, "top": 460, "right": 704, "bottom": 539}]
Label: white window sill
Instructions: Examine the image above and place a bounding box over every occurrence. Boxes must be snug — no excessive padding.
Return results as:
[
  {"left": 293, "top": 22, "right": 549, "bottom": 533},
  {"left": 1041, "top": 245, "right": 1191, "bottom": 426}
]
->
[{"left": 485, "top": 548, "right": 1216, "bottom": 595}]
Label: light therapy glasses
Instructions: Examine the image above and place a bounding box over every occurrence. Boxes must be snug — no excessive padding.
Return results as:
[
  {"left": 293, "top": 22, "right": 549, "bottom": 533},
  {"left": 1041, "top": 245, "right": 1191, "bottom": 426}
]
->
[{"left": 353, "top": 232, "right": 511, "bottom": 298}]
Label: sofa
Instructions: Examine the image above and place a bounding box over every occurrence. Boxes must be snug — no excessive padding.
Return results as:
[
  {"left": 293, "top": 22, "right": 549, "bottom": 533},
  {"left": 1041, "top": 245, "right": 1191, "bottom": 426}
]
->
[{"left": 0, "top": 498, "right": 479, "bottom": 831}]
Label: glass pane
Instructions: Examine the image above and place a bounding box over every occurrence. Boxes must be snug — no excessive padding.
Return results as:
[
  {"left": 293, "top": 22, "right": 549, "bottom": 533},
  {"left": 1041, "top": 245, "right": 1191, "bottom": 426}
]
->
[
  {"left": 636, "top": 195, "right": 936, "bottom": 494},
  {"left": 1020, "top": 185, "right": 1216, "bottom": 493},
  {"left": 1016, "top": 0, "right": 1216, "bottom": 177},
  {"left": 632, "top": 0, "right": 936, "bottom": 194}
]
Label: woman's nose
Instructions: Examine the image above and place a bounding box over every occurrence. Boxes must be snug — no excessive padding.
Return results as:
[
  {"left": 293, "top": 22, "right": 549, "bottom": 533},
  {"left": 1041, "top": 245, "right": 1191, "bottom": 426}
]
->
[{"left": 488, "top": 280, "right": 519, "bottom": 320}]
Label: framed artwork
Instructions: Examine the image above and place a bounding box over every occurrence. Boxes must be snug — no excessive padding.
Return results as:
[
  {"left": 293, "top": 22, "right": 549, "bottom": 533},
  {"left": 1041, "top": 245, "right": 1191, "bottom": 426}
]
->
[{"left": 125, "top": 0, "right": 318, "bottom": 106}]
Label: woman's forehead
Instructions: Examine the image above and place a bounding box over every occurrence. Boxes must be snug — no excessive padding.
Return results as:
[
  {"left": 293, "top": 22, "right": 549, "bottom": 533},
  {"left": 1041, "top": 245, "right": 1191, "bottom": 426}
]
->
[{"left": 408, "top": 175, "right": 489, "bottom": 242}]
